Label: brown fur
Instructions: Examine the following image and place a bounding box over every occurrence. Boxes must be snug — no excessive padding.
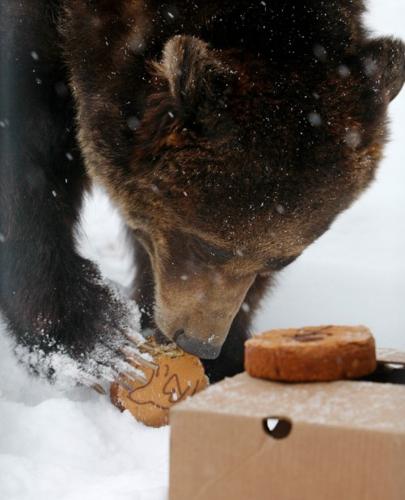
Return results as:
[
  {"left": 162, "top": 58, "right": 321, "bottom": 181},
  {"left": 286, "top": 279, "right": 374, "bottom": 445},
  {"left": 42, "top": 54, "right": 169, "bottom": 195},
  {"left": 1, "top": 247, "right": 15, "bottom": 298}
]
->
[{"left": 61, "top": 1, "right": 405, "bottom": 374}]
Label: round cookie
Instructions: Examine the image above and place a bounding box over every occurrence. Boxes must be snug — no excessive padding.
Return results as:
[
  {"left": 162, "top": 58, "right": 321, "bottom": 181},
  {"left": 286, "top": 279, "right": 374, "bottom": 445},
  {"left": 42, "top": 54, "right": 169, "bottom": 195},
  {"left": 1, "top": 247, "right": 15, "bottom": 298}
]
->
[
  {"left": 111, "top": 338, "right": 208, "bottom": 427},
  {"left": 245, "top": 325, "right": 377, "bottom": 382}
]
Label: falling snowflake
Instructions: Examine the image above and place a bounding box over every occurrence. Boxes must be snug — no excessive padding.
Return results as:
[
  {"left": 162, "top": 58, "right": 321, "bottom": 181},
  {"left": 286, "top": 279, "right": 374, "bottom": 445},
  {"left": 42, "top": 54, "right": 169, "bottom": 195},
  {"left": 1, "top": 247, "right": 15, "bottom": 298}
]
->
[{"left": 308, "top": 112, "right": 322, "bottom": 127}]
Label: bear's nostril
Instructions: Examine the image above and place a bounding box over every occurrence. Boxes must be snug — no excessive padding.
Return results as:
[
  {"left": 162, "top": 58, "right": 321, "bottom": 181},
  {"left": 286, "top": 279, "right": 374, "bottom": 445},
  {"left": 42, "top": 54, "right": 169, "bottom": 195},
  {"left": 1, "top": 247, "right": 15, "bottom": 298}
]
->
[
  {"left": 173, "top": 329, "right": 185, "bottom": 342},
  {"left": 175, "top": 333, "right": 222, "bottom": 360}
]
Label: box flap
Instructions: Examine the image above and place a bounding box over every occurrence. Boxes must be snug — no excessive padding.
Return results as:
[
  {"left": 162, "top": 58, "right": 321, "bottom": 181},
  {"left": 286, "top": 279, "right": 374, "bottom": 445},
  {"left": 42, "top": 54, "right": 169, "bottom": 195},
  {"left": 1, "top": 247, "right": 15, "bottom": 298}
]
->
[{"left": 172, "top": 372, "right": 405, "bottom": 433}]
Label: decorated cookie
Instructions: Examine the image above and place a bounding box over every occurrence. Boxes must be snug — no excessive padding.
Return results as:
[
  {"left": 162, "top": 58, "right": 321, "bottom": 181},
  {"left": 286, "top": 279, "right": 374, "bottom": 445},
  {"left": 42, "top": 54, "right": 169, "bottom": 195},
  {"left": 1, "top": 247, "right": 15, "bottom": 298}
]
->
[{"left": 111, "top": 338, "right": 208, "bottom": 427}]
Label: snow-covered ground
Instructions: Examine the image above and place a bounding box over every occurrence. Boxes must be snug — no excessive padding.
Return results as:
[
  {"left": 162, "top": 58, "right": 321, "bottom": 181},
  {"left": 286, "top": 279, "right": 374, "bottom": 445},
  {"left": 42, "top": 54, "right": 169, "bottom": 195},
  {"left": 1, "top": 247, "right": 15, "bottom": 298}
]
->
[{"left": 1, "top": 2, "right": 404, "bottom": 499}]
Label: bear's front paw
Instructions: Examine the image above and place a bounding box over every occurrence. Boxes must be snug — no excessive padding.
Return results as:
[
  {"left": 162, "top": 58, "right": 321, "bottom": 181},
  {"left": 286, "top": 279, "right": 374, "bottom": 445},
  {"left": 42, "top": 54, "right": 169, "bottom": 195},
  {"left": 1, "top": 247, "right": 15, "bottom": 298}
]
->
[
  {"left": 60, "top": 278, "right": 148, "bottom": 389},
  {"left": 13, "top": 262, "right": 148, "bottom": 389}
]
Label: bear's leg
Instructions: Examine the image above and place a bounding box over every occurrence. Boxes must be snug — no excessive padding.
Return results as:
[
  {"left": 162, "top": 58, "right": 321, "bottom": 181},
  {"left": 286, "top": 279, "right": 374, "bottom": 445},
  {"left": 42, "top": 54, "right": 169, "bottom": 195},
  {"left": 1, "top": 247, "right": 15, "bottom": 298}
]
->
[
  {"left": 202, "top": 275, "right": 273, "bottom": 383},
  {"left": 0, "top": 2, "right": 140, "bottom": 384},
  {"left": 128, "top": 234, "right": 156, "bottom": 332}
]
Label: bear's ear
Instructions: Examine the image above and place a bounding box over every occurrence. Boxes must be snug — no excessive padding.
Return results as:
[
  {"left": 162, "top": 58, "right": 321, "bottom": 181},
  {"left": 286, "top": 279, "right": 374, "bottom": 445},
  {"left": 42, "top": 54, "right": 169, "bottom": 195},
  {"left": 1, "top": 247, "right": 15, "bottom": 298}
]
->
[
  {"left": 155, "top": 35, "right": 234, "bottom": 125},
  {"left": 361, "top": 38, "right": 405, "bottom": 102}
]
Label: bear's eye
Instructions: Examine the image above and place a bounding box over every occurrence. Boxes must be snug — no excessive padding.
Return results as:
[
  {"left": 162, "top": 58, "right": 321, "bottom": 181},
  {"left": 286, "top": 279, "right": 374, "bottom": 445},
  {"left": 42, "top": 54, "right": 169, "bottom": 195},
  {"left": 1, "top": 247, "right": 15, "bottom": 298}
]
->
[{"left": 188, "top": 235, "right": 234, "bottom": 264}]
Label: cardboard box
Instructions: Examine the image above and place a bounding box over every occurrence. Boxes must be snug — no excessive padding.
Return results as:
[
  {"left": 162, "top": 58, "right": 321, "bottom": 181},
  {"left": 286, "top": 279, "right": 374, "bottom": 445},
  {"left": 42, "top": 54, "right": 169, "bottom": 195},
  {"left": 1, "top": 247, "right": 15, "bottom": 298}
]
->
[{"left": 169, "top": 350, "right": 405, "bottom": 500}]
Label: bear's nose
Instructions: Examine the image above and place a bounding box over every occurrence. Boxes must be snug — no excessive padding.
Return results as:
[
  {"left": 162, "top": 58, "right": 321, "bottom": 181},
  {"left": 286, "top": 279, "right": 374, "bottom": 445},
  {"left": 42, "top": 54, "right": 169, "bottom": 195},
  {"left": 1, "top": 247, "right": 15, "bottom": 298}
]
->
[{"left": 173, "top": 330, "right": 222, "bottom": 359}]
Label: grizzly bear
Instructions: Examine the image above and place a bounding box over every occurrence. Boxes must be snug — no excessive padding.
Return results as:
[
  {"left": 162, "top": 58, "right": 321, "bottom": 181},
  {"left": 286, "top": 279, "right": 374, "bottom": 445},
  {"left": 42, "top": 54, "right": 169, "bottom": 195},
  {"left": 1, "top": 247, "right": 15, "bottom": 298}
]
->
[{"left": 0, "top": 0, "right": 404, "bottom": 384}]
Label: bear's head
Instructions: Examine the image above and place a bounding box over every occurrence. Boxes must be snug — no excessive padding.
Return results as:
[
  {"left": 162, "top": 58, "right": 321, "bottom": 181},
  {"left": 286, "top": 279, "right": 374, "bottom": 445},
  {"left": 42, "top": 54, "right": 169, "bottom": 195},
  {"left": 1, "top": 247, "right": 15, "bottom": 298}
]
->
[{"left": 120, "top": 35, "right": 404, "bottom": 358}]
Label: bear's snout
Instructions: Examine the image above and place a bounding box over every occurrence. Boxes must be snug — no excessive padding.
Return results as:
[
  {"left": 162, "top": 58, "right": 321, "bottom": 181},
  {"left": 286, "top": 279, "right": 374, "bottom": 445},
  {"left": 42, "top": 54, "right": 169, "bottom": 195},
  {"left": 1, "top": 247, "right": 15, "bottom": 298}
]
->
[
  {"left": 153, "top": 270, "right": 256, "bottom": 359},
  {"left": 154, "top": 305, "right": 235, "bottom": 359}
]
